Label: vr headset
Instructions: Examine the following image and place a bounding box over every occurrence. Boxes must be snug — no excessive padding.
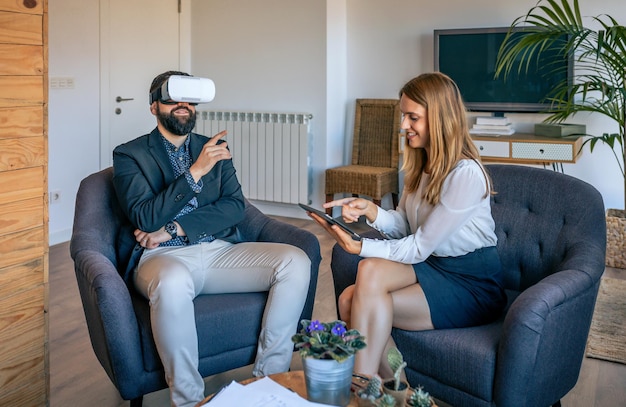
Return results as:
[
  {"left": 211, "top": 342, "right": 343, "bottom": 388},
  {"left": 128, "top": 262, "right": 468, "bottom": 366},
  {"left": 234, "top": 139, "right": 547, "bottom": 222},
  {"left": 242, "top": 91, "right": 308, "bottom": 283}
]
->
[{"left": 149, "top": 75, "right": 215, "bottom": 105}]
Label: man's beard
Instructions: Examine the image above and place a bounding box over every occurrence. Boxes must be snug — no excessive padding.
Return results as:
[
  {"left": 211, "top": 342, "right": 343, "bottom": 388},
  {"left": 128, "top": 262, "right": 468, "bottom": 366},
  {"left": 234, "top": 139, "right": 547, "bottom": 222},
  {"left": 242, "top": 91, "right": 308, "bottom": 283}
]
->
[{"left": 157, "top": 106, "right": 197, "bottom": 136}]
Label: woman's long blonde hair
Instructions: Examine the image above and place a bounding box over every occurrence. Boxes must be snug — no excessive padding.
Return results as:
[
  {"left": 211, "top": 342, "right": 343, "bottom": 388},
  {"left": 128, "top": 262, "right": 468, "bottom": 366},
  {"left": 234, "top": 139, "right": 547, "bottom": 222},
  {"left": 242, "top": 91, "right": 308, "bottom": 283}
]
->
[{"left": 400, "top": 72, "right": 491, "bottom": 204}]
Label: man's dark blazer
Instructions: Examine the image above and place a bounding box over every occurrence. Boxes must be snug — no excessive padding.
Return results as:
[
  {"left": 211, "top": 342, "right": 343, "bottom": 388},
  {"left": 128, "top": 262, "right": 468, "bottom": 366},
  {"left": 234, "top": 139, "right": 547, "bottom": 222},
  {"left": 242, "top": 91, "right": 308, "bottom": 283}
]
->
[{"left": 112, "top": 128, "right": 245, "bottom": 282}]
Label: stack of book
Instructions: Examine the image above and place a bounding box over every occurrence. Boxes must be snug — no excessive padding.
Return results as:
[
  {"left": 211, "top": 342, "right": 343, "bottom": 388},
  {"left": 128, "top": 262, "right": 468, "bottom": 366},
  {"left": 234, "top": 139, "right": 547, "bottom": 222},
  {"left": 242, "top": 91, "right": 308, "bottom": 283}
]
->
[{"left": 470, "top": 116, "right": 515, "bottom": 136}]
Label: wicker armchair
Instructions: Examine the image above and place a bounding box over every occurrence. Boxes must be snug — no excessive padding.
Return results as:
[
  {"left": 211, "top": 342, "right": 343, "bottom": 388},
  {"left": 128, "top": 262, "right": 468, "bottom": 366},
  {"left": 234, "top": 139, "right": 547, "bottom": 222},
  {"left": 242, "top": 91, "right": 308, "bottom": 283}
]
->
[{"left": 325, "top": 99, "right": 401, "bottom": 214}]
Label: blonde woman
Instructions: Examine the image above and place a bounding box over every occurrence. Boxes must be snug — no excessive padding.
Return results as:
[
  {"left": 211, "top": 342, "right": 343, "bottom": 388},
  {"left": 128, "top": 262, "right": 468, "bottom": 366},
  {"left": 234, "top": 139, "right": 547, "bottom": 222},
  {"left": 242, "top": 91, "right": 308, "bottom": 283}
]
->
[{"left": 309, "top": 72, "right": 506, "bottom": 377}]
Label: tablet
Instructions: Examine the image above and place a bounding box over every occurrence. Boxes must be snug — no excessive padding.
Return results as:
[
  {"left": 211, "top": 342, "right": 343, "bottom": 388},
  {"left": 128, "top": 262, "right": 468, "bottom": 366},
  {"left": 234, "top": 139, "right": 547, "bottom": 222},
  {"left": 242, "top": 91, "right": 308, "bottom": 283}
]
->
[{"left": 298, "top": 203, "right": 362, "bottom": 241}]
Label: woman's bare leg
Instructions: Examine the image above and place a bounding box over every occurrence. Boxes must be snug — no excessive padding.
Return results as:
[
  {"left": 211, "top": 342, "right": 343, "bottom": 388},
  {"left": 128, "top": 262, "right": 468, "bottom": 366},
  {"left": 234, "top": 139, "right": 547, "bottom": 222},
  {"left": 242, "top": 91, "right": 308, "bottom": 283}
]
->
[
  {"left": 340, "top": 286, "right": 398, "bottom": 378},
  {"left": 378, "top": 337, "right": 396, "bottom": 379},
  {"left": 337, "top": 284, "right": 355, "bottom": 324},
  {"left": 350, "top": 258, "right": 433, "bottom": 376}
]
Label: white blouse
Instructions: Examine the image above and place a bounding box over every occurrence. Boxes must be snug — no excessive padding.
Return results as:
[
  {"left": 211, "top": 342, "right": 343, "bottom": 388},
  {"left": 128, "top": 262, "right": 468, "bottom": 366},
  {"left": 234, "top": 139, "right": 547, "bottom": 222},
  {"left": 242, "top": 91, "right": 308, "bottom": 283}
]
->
[{"left": 360, "top": 159, "right": 497, "bottom": 264}]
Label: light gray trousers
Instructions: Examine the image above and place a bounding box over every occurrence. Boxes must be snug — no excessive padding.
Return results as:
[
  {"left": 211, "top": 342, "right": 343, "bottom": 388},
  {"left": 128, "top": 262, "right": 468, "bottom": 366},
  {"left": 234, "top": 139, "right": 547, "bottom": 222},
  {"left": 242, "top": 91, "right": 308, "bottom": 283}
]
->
[{"left": 134, "top": 239, "right": 311, "bottom": 407}]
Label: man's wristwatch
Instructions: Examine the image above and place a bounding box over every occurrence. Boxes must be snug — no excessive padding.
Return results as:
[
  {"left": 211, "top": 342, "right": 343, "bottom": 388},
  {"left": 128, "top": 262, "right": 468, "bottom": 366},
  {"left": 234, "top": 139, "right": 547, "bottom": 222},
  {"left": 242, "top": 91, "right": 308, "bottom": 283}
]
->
[{"left": 164, "top": 221, "right": 178, "bottom": 239}]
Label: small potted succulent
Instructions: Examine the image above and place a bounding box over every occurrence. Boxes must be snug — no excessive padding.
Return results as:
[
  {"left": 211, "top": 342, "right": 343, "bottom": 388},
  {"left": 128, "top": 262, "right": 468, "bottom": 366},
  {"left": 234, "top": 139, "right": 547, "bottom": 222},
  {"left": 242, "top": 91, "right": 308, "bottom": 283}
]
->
[
  {"left": 408, "top": 386, "right": 436, "bottom": 407},
  {"left": 382, "top": 347, "right": 410, "bottom": 406},
  {"left": 292, "top": 320, "right": 366, "bottom": 406},
  {"left": 378, "top": 394, "right": 398, "bottom": 407},
  {"left": 356, "top": 374, "right": 384, "bottom": 407}
]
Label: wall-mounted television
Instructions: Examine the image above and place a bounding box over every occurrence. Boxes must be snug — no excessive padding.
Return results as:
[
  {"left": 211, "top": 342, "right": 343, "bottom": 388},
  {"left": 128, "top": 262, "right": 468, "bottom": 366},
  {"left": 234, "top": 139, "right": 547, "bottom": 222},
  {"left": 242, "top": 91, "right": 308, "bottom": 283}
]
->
[{"left": 434, "top": 27, "right": 572, "bottom": 114}]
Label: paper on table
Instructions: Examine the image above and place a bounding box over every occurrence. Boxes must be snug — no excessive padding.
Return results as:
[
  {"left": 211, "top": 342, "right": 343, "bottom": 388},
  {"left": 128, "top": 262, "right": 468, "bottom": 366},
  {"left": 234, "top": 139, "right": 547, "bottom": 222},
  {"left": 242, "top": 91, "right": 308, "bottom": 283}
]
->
[
  {"left": 201, "top": 377, "right": 333, "bottom": 407},
  {"left": 200, "top": 381, "right": 249, "bottom": 406}
]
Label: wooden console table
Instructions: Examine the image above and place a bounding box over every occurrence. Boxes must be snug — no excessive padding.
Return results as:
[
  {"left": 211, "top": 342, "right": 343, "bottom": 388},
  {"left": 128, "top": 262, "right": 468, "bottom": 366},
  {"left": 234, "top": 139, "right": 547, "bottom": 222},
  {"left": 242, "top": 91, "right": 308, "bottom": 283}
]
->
[{"left": 472, "top": 133, "right": 583, "bottom": 170}]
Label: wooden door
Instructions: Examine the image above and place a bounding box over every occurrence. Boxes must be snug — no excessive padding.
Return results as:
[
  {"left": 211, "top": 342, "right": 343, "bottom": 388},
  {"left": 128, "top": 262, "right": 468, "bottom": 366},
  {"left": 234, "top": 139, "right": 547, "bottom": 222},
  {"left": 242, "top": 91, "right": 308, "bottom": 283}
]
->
[{"left": 0, "top": 0, "right": 48, "bottom": 405}]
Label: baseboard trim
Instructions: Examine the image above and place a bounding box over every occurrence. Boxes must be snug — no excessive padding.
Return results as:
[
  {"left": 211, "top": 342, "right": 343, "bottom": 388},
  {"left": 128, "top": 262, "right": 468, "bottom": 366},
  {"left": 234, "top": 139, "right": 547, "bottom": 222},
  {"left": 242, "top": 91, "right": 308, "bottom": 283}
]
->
[{"left": 50, "top": 228, "right": 72, "bottom": 246}]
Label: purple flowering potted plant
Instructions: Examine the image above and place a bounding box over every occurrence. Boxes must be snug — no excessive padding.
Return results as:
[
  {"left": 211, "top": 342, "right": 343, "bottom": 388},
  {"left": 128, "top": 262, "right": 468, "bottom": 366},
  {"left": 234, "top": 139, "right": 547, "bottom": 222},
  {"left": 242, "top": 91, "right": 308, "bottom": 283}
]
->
[{"left": 292, "top": 319, "right": 366, "bottom": 406}]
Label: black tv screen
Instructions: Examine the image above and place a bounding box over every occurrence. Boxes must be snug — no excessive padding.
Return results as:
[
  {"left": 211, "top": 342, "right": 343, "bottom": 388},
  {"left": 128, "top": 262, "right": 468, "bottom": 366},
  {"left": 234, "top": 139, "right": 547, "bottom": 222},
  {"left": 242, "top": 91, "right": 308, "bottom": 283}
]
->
[{"left": 434, "top": 27, "right": 572, "bottom": 113}]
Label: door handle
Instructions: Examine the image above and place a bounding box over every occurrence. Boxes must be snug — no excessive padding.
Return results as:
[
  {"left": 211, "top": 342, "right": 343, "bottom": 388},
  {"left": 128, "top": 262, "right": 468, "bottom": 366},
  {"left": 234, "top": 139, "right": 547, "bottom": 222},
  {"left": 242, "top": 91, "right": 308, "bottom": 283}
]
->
[{"left": 116, "top": 96, "right": 134, "bottom": 102}]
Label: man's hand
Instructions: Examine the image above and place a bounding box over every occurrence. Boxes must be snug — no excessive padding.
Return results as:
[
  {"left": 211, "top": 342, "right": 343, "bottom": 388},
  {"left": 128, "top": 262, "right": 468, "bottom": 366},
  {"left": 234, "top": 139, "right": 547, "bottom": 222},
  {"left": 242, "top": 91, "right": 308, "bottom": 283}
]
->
[
  {"left": 189, "top": 130, "right": 231, "bottom": 182},
  {"left": 134, "top": 228, "right": 170, "bottom": 249}
]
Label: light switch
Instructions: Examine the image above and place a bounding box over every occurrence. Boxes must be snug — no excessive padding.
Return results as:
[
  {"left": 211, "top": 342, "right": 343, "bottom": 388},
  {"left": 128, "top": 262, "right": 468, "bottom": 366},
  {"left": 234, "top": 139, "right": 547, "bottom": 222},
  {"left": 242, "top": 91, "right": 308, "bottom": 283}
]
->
[{"left": 50, "top": 77, "right": 75, "bottom": 89}]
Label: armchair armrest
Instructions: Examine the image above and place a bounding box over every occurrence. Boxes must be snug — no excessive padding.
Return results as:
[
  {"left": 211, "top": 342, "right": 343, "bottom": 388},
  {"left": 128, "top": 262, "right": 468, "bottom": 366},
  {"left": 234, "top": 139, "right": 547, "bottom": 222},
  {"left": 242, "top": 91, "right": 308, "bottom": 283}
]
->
[
  {"left": 73, "top": 249, "right": 146, "bottom": 395},
  {"left": 257, "top": 217, "right": 321, "bottom": 321},
  {"left": 257, "top": 218, "right": 319, "bottom": 253},
  {"left": 495, "top": 242, "right": 605, "bottom": 406}
]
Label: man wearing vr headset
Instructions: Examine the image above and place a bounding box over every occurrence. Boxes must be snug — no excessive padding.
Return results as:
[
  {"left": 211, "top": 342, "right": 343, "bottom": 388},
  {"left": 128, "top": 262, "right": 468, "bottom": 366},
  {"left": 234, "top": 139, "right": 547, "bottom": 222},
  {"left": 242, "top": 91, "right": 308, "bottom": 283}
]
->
[{"left": 112, "top": 71, "right": 311, "bottom": 407}]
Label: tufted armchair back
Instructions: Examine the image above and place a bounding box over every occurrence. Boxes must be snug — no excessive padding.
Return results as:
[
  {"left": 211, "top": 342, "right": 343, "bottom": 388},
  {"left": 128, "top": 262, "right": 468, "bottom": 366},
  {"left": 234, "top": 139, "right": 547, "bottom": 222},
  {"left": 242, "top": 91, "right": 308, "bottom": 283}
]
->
[
  {"left": 488, "top": 164, "right": 606, "bottom": 293},
  {"left": 70, "top": 166, "right": 122, "bottom": 267}
]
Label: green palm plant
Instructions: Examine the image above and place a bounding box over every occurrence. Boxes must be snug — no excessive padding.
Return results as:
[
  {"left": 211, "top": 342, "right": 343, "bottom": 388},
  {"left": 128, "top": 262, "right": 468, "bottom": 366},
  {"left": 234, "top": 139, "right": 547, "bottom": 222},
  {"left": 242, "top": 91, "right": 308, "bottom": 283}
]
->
[{"left": 495, "top": 0, "right": 626, "bottom": 208}]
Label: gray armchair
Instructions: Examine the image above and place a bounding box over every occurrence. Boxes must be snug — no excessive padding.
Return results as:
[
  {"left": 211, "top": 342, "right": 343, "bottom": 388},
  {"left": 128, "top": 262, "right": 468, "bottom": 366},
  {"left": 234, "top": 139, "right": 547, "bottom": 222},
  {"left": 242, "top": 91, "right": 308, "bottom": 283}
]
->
[
  {"left": 331, "top": 164, "right": 606, "bottom": 407},
  {"left": 70, "top": 167, "right": 321, "bottom": 407}
]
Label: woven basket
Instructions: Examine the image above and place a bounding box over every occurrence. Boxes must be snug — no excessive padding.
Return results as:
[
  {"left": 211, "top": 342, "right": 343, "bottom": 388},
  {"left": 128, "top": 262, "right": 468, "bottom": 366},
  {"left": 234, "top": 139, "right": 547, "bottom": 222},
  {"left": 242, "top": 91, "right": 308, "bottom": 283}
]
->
[{"left": 606, "top": 209, "right": 626, "bottom": 269}]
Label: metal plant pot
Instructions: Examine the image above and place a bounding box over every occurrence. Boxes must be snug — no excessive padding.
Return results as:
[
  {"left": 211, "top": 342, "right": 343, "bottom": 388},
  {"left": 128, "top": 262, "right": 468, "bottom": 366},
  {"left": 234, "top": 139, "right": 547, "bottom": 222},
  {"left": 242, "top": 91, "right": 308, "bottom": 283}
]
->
[{"left": 302, "top": 354, "right": 355, "bottom": 406}]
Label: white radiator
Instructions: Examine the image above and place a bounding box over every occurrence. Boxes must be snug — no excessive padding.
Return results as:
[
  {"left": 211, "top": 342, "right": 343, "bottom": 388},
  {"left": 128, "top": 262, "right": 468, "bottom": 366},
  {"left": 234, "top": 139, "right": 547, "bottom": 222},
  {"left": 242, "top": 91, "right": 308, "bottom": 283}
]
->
[{"left": 195, "top": 110, "right": 312, "bottom": 205}]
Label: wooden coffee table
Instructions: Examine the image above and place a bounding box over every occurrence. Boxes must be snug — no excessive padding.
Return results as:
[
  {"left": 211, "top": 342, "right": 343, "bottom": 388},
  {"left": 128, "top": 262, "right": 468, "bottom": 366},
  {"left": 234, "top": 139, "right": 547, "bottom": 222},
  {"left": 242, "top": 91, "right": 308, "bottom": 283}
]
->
[
  {"left": 197, "top": 370, "right": 360, "bottom": 406},
  {"left": 196, "top": 371, "right": 439, "bottom": 406}
]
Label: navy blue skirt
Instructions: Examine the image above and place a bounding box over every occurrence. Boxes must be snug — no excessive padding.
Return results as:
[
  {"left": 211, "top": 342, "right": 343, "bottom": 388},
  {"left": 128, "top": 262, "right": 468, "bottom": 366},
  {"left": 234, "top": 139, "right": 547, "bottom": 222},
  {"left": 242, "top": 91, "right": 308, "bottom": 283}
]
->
[{"left": 413, "top": 246, "right": 506, "bottom": 329}]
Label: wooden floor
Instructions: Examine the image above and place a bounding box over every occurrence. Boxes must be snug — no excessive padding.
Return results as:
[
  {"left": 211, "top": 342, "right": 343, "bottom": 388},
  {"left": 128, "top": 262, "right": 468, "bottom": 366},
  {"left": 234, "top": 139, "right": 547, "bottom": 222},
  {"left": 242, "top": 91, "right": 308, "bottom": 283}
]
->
[{"left": 49, "top": 215, "right": 626, "bottom": 407}]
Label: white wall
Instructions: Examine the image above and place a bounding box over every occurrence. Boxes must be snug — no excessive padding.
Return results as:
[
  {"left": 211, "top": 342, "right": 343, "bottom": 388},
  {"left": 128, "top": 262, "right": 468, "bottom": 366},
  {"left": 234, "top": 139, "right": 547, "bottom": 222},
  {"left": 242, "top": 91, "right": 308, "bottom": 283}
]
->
[
  {"left": 188, "top": 0, "right": 328, "bottom": 218},
  {"left": 48, "top": 0, "right": 101, "bottom": 245},
  {"left": 325, "top": 0, "right": 348, "bottom": 168},
  {"left": 47, "top": 0, "right": 625, "bottom": 245}
]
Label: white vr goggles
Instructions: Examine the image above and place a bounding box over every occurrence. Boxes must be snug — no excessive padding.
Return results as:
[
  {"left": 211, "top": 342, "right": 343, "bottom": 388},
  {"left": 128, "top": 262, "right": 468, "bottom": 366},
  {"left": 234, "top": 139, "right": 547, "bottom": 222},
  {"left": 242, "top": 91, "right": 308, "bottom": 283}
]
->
[{"left": 149, "top": 75, "right": 215, "bottom": 105}]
